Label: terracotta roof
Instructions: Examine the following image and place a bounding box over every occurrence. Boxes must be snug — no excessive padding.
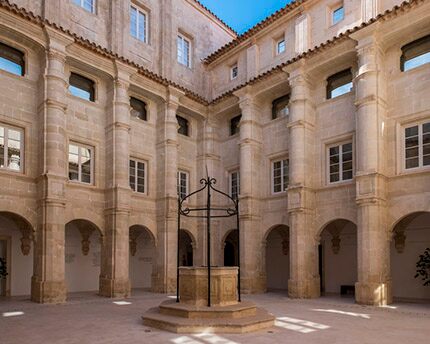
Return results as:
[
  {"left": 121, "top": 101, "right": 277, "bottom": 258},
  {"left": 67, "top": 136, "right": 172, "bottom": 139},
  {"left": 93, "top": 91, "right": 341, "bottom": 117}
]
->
[
  {"left": 210, "top": 0, "right": 424, "bottom": 104},
  {"left": 204, "top": 0, "right": 308, "bottom": 65},
  {"left": 191, "top": 0, "right": 237, "bottom": 37},
  {"left": 0, "top": 0, "right": 210, "bottom": 105}
]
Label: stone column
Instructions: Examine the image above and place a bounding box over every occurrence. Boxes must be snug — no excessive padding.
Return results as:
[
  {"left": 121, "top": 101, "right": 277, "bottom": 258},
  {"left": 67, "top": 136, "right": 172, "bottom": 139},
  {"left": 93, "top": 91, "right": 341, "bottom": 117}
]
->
[
  {"left": 153, "top": 87, "right": 182, "bottom": 293},
  {"left": 353, "top": 33, "right": 391, "bottom": 305},
  {"left": 32, "top": 29, "right": 73, "bottom": 303},
  {"left": 235, "top": 87, "right": 264, "bottom": 293},
  {"left": 99, "top": 62, "right": 134, "bottom": 298},
  {"left": 286, "top": 67, "right": 319, "bottom": 299}
]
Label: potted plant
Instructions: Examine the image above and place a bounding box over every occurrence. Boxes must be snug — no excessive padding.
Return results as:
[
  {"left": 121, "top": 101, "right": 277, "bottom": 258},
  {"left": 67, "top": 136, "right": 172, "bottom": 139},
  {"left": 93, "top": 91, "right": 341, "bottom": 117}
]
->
[{"left": 415, "top": 248, "right": 430, "bottom": 286}]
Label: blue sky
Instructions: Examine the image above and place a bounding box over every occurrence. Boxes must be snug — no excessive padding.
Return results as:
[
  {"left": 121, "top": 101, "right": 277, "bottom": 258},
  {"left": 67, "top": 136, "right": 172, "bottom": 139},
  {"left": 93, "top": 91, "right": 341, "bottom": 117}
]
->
[{"left": 199, "top": 0, "right": 292, "bottom": 34}]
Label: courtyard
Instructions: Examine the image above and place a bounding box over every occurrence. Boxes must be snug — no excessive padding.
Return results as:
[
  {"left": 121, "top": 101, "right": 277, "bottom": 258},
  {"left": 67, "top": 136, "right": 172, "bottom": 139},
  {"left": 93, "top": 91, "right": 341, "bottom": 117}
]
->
[{"left": 1, "top": 291, "right": 429, "bottom": 344}]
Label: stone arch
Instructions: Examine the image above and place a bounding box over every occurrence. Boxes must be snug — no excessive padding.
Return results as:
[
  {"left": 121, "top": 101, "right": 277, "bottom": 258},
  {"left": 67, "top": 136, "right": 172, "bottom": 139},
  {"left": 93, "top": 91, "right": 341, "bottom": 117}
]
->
[
  {"left": 263, "top": 225, "right": 290, "bottom": 292},
  {"left": 318, "top": 218, "right": 357, "bottom": 297},
  {"left": 64, "top": 219, "right": 103, "bottom": 295},
  {"left": 0, "top": 211, "right": 35, "bottom": 297},
  {"left": 65, "top": 211, "right": 104, "bottom": 237},
  {"left": 390, "top": 211, "right": 430, "bottom": 302},
  {"left": 317, "top": 217, "right": 356, "bottom": 239},
  {"left": 179, "top": 228, "right": 195, "bottom": 267},
  {"left": 0, "top": 201, "right": 37, "bottom": 231}
]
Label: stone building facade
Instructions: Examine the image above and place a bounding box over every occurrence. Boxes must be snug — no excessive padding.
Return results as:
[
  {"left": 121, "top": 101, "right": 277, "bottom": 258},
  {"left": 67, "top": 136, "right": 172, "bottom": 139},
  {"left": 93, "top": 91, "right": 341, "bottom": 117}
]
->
[{"left": 0, "top": 0, "right": 429, "bottom": 306}]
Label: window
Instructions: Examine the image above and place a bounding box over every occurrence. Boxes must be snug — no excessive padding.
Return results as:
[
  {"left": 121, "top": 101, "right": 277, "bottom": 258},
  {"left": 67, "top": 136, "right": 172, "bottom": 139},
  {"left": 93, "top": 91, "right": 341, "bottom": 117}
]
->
[
  {"left": 231, "top": 64, "right": 238, "bottom": 80},
  {"left": 73, "top": 0, "right": 95, "bottom": 13},
  {"left": 177, "top": 34, "right": 191, "bottom": 67},
  {"left": 272, "top": 159, "right": 289, "bottom": 193},
  {"left": 328, "top": 142, "right": 353, "bottom": 183},
  {"left": 130, "top": 97, "right": 147, "bottom": 121},
  {"left": 401, "top": 35, "right": 430, "bottom": 72},
  {"left": 0, "top": 42, "right": 25, "bottom": 76},
  {"left": 230, "top": 115, "right": 241, "bottom": 136},
  {"left": 129, "top": 159, "right": 146, "bottom": 193},
  {"left": 326, "top": 68, "right": 353, "bottom": 99},
  {"left": 272, "top": 95, "right": 290, "bottom": 120},
  {"left": 69, "top": 73, "right": 95, "bottom": 102},
  {"left": 0, "top": 124, "right": 23, "bottom": 172},
  {"left": 277, "top": 39, "right": 286, "bottom": 55},
  {"left": 332, "top": 5, "right": 344, "bottom": 25},
  {"left": 130, "top": 5, "right": 147, "bottom": 43},
  {"left": 177, "top": 115, "right": 189, "bottom": 136},
  {"left": 229, "top": 171, "right": 240, "bottom": 200},
  {"left": 177, "top": 171, "right": 189, "bottom": 200},
  {"left": 404, "top": 121, "right": 430, "bottom": 169},
  {"left": 68, "top": 143, "right": 93, "bottom": 184}
]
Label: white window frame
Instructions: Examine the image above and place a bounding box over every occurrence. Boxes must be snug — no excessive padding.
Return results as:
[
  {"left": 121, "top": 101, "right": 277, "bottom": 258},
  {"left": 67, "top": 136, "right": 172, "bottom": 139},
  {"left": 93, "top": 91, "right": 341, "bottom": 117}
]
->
[
  {"left": 68, "top": 142, "right": 94, "bottom": 185},
  {"left": 73, "top": 0, "right": 96, "bottom": 14},
  {"left": 403, "top": 120, "right": 430, "bottom": 171},
  {"left": 177, "top": 34, "right": 191, "bottom": 68},
  {"left": 177, "top": 170, "right": 189, "bottom": 200},
  {"left": 230, "top": 64, "right": 238, "bottom": 80},
  {"left": 272, "top": 159, "right": 289, "bottom": 194},
  {"left": 331, "top": 4, "right": 344, "bottom": 25},
  {"left": 0, "top": 124, "right": 23, "bottom": 173},
  {"left": 130, "top": 4, "right": 148, "bottom": 43},
  {"left": 229, "top": 171, "right": 240, "bottom": 199},
  {"left": 327, "top": 141, "right": 353, "bottom": 184},
  {"left": 277, "top": 38, "right": 286, "bottom": 55},
  {"left": 129, "top": 158, "right": 147, "bottom": 194}
]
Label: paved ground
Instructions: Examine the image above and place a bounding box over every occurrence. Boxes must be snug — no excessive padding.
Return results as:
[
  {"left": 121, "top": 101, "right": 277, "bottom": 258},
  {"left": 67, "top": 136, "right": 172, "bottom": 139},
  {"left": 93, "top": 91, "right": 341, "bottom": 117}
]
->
[{"left": 0, "top": 291, "right": 429, "bottom": 344}]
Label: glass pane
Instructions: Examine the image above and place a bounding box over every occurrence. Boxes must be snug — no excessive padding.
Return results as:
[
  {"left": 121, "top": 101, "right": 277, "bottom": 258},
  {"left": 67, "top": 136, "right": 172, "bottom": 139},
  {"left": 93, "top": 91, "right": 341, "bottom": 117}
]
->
[
  {"left": 129, "top": 176, "right": 135, "bottom": 191},
  {"left": 342, "top": 152, "right": 353, "bottom": 162},
  {"left": 423, "top": 155, "right": 430, "bottom": 166},
  {"left": 0, "top": 57, "right": 23, "bottom": 76},
  {"left": 330, "top": 174, "right": 340, "bottom": 183},
  {"left": 137, "top": 184, "right": 145, "bottom": 193},
  {"left": 81, "top": 172, "right": 91, "bottom": 184},
  {"left": 332, "top": 6, "right": 344, "bottom": 25},
  {"left": 423, "top": 133, "right": 430, "bottom": 145},
  {"left": 404, "top": 51, "right": 430, "bottom": 71},
  {"left": 343, "top": 170, "right": 353, "bottom": 180},
  {"left": 330, "top": 155, "right": 339, "bottom": 164},
  {"left": 83, "top": 0, "right": 94, "bottom": 12},
  {"left": 7, "top": 129, "right": 21, "bottom": 170},
  {"left": 69, "top": 85, "right": 91, "bottom": 101},
  {"left": 329, "top": 146, "right": 339, "bottom": 156},
  {"left": 423, "top": 143, "right": 430, "bottom": 156},
  {"left": 423, "top": 122, "right": 430, "bottom": 134},
  {"left": 343, "top": 161, "right": 353, "bottom": 171},
  {"left": 406, "top": 147, "right": 419, "bottom": 159},
  {"left": 277, "top": 40, "right": 285, "bottom": 54},
  {"left": 343, "top": 143, "right": 352, "bottom": 153},
  {"left": 406, "top": 157, "right": 419, "bottom": 169},
  {"left": 138, "top": 12, "right": 146, "bottom": 42},
  {"left": 405, "top": 136, "right": 419, "bottom": 148},
  {"left": 330, "top": 163, "right": 339, "bottom": 173},
  {"left": 405, "top": 126, "right": 418, "bottom": 138},
  {"left": 130, "top": 7, "right": 137, "bottom": 38},
  {"left": 331, "top": 82, "right": 352, "bottom": 98}
]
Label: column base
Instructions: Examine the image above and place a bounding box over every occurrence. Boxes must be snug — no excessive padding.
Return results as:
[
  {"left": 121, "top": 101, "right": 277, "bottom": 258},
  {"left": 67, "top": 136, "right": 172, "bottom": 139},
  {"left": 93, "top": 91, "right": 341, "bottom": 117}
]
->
[
  {"left": 99, "top": 277, "right": 130, "bottom": 298},
  {"left": 240, "top": 275, "right": 266, "bottom": 294},
  {"left": 31, "top": 276, "right": 67, "bottom": 304},
  {"left": 355, "top": 281, "right": 392, "bottom": 306},
  {"left": 288, "top": 277, "right": 320, "bottom": 299}
]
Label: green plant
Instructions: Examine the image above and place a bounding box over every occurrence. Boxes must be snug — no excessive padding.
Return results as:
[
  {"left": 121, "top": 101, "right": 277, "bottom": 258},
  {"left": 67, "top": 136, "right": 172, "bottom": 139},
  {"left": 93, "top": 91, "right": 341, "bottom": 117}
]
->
[
  {"left": 415, "top": 248, "right": 430, "bottom": 286},
  {"left": 0, "top": 257, "right": 7, "bottom": 279}
]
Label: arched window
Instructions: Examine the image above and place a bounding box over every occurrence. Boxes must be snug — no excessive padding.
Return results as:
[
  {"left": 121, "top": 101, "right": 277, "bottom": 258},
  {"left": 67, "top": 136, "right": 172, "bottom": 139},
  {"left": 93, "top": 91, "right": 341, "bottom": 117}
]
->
[
  {"left": 0, "top": 42, "right": 25, "bottom": 76},
  {"left": 326, "top": 68, "right": 352, "bottom": 99},
  {"left": 130, "top": 97, "right": 147, "bottom": 121},
  {"left": 69, "top": 72, "right": 95, "bottom": 102},
  {"left": 230, "top": 114, "right": 241, "bottom": 136},
  {"left": 177, "top": 115, "right": 189, "bottom": 136},
  {"left": 401, "top": 35, "right": 430, "bottom": 72}
]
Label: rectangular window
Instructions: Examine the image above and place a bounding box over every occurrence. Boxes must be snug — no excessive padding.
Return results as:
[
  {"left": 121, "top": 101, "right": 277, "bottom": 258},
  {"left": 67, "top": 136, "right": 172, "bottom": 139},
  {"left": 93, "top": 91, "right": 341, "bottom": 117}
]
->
[
  {"left": 332, "top": 5, "right": 344, "bottom": 25},
  {"left": 277, "top": 39, "right": 286, "bottom": 55},
  {"left": 130, "top": 97, "right": 147, "bottom": 121},
  {"left": 73, "top": 0, "right": 95, "bottom": 13},
  {"left": 130, "top": 5, "right": 147, "bottom": 43},
  {"left": 177, "top": 34, "right": 191, "bottom": 68},
  {"left": 230, "top": 115, "right": 241, "bottom": 136},
  {"left": 231, "top": 64, "right": 238, "bottom": 80},
  {"left": 401, "top": 35, "right": 430, "bottom": 72},
  {"left": 0, "top": 42, "right": 25, "bottom": 76},
  {"left": 272, "top": 95, "right": 290, "bottom": 120},
  {"left": 69, "top": 72, "right": 95, "bottom": 102},
  {"left": 177, "top": 171, "right": 189, "bottom": 200},
  {"left": 328, "top": 142, "right": 353, "bottom": 183},
  {"left": 326, "top": 68, "right": 353, "bottom": 99},
  {"left": 177, "top": 115, "right": 189, "bottom": 136},
  {"left": 0, "top": 124, "right": 23, "bottom": 172},
  {"left": 129, "top": 159, "right": 146, "bottom": 193},
  {"left": 272, "top": 159, "right": 289, "bottom": 193},
  {"left": 405, "top": 121, "right": 430, "bottom": 169},
  {"left": 230, "top": 171, "right": 240, "bottom": 200},
  {"left": 68, "top": 143, "right": 93, "bottom": 184}
]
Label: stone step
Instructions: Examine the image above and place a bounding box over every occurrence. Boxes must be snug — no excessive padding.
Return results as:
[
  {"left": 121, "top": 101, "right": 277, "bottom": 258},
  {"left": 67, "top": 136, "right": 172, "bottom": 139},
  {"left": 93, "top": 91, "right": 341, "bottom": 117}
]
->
[
  {"left": 159, "top": 300, "right": 257, "bottom": 319},
  {"left": 142, "top": 306, "right": 275, "bottom": 334}
]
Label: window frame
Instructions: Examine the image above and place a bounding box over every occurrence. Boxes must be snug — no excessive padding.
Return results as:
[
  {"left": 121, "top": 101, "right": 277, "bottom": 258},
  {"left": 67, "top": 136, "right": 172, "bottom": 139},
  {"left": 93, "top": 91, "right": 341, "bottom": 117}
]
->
[
  {"left": 327, "top": 141, "right": 354, "bottom": 184},
  {"left": 272, "top": 94, "right": 290, "bottom": 120},
  {"left": 326, "top": 68, "right": 353, "bottom": 100},
  {"left": 0, "top": 42, "right": 25, "bottom": 77},
  {"left": 331, "top": 4, "right": 344, "bottom": 26},
  {"left": 276, "top": 38, "right": 286, "bottom": 55},
  {"left": 403, "top": 120, "right": 430, "bottom": 171},
  {"left": 130, "top": 96, "right": 148, "bottom": 121},
  {"left": 400, "top": 35, "right": 430, "bottom": 72},
  {"left": 129, "top": 158, "right": 147, "bottom": 194},
  {"left": 177, "top": 170, "right": 189, "bottom": 200},
  {"left": 73, "top": 0, "right": 96, "bottom": 14},
  {"left": 271, "top": 159, "right": 289, "bottom": 194},
  {"left": 130, "top": 4, "right": 148, "bottom": 43},
  {"left": 230, "top": 64, "right": 238, "bottom": 80},
  {"left": 177, "top": 115, "right": 190, "bottom": 137},
  {"left": 0, "top": 123, "right": 24, "bottom": 173},
  {"left": 68, "top": 142, "right": 94, "bottom": 185},
  {"left": 229, "top": 170, "right": 240, "bottom": 200},
  {"left": 69, "top": 72, "right": 96, "bottom": 102},
  {"left": 177, "top": 34, "right": 191, "bottom": 68},
  {"left": 230, "top": 114, "right": 242, "bottom": 136}
]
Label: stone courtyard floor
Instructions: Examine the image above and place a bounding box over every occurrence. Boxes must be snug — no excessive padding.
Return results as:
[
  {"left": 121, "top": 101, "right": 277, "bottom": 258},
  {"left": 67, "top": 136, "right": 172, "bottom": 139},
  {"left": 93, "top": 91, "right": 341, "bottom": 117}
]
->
[{"left": 0, "top": 291, "right": 429, "bottom": 344}]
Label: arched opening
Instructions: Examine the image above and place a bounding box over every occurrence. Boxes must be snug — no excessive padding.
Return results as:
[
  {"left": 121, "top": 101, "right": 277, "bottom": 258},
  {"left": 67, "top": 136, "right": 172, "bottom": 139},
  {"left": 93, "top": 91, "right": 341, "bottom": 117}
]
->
[
  {"left": 65, "top": 219, "right": 102, "bottom": 295},
  {"left": 0, "top": 212, "right": 33, "bottom": 298},
  {"left": 319, "top": 219, "right": 357, "bottom": 297},
  {"left": 265, "top": 225, "right": 289, "bottom": 291},
  {"left": 223, "top": 229, "right": 238, "bottom": 267},
  {"left": 129, "top": 225, "right": 155, "bottom": 291},
  {"left": 391, "top": 211, "right": 430, "bottom": 302},
  {"left": 179, "top": 229, "right": 193, "bottom": 267}
]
